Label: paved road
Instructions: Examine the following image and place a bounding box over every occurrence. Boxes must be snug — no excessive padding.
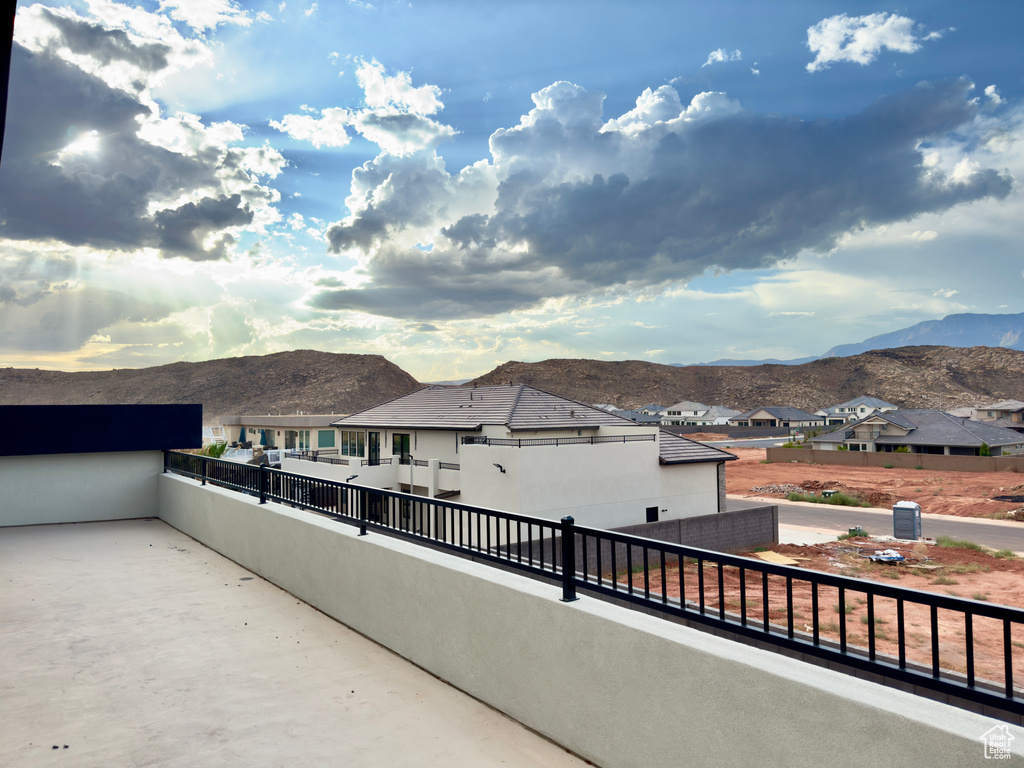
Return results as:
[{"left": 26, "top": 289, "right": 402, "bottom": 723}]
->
[
  {"left": 728, "top": 496, "right": 1024, "bottom": 551},
  {"left": 704, "top": 438, "right": 791, "bottom": 449}
]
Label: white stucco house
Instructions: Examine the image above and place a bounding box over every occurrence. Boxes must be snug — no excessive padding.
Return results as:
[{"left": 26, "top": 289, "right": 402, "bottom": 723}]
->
[
  {"left": 815, "top": 396, "right": 898, "bottom": 426},
  {"left": 661, "top": 401, "right": 741, "bottom": 426},
  {"left": 281, "top": 384, "right": 736, "bottom": 530},
  {"left": 218, "top": 414, "right": 347, "bottom": 451}
]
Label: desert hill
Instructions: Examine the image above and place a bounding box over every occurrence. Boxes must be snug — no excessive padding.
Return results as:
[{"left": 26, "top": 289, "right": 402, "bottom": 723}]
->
[
  {"left": 467, "top": 346, "right": 1024, "bottom": 412},
  {"left": 0, "top": 350, "right": 421, "bottom": 424},
  {"left": 2, "top": 345, "right": 1022, "bottom": 421}
]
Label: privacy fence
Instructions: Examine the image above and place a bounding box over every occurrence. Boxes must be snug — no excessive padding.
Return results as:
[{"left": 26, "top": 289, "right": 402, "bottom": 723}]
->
[
  {"left": 767, "top": 447, "right": 1024, "bottom": 473},
  {"left": 165, "top": 450, "right": 1024, "bottom": 722}
]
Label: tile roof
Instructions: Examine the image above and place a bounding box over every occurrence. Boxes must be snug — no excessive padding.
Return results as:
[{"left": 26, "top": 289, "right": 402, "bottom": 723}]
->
[
  {"left": 811, "top": 409, "right": 1024, "bottom": 447},
  {"left": 733, "top": 406, "right": 822, "bottom": 422},
  {"left": 613, "top": 410, "right": 665, "bottom": 425},
  {"left": 978, "top": 400, "right": 1024, "bottom": 412},
  {"left": 332, "top": 384, "right": 638, "bottom": 432},
  {"left": 658, "top": 431, "right": 737, "bottom": 464},
  {"left": 831, "top": 396, "right": 898, "bottom": 409}
]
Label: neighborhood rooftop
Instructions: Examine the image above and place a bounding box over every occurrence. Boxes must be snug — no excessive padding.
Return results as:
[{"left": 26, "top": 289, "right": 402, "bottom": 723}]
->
[
  {"left": 817, "top": 409, "right": 1024, "bottom": 447},
  {"left": 658, "top": 432, "right": 736, "bottom": 464},
  {"left": 333, "top": 384, "right": 644, "bottom": 432}
]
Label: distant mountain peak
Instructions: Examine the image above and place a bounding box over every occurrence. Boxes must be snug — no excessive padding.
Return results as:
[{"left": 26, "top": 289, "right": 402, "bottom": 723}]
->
[{"left": 687, "top": 312, "right": 1024, "bottom": 366}]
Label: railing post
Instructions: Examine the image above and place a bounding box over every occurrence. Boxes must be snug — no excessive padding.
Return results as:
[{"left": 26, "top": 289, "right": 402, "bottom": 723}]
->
[
  {"left": 359, "top": 490, "right": 368, "bottom": 536},
  {"left": 560, "top": 516, "right": 578, "bottom": 602},
  {"left": 163, "top": 450, "right": 168, "bottom": 473},
  {"left": 201, "top": 456, "right": 207, "bottom": 486},
  {"left": 259, "top": 464, "right": 268, "bottom": 504}
]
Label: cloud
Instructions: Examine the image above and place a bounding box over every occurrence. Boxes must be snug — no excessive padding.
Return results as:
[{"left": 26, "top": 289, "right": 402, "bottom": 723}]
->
[
  {"left": 311, "top": 78, "right": 1011, "bottom": 321},
  {"left": 156, "top": 0, "right": 254, "bottom": 32},
  {"left": 0, "top": 19, "right": 281, "bottom": 261},
  {"left": 271, "top": 58, "right": 457, "bottom": 155},
  {"left": 806, "top": 12, "right": 935, "bottom": 72},
  {"left": 986, "top": 85, "right": 1005, "bottom": 106},
  {"left": 270, "top": 107, "right": 354, "bottom": 148},
  {"left": 701, "top": 48, "right": 741, "bottom": 68}
]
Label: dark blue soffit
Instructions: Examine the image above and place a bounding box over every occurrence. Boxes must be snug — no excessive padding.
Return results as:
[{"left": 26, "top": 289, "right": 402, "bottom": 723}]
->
[{"left": 0, "top": 404, "right": 202, "bottom": 457}]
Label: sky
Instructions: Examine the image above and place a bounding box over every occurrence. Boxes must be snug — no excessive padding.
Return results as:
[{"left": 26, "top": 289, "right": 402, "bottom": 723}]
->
[{"left": 1, "top": 1, "right": 1023, "bottom": 381}]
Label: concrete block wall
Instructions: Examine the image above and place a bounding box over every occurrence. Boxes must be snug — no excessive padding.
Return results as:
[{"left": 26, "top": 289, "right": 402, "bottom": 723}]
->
[
  {"left": 158, "top": 474, "right": 1018, "bottom": 767},
  {"left": 768, "top": 447, "right": 1024, "bottom": 473}
]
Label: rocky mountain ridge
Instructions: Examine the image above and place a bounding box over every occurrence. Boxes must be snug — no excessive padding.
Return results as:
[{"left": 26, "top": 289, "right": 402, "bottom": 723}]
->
[
  {"left": 0, "top": 350, "right": 421, "bottom": 424},
  {"left": 2, "top": 345, "right": 1021, "bottom": 420},
  {"left": 468, "top": 346, "right": 1024, "bottom": 412}
]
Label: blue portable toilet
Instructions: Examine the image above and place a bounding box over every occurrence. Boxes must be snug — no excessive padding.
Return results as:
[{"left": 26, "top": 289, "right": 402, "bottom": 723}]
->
[{"left": 893, "top": 500, "right": 922, "bottom": 540}]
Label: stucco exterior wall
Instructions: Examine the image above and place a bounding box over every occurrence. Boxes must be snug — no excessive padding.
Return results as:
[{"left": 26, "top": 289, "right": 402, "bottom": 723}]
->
[
  {"left": 158, "top": 474, "right": 1020, "bottom": 768},
  {"left": 284, "top": 426, "right": 721, "bottom": 527},
  {"left": 0, "top": 452, "right": 162, "bottom": 527},
  {"left": 459, "top": 436, "right": 717, "bottom": 527}
]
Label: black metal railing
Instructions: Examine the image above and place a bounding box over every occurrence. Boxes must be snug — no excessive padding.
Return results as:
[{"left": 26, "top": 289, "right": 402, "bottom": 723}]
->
[
  {"left": 439, "top": 462, "right": 460, "bottom": 471},
  {"left": 462, "top": 434, "right": 656, "bottom": 448},
  {"left": 284, "top": 449, "right": 350, "bottom": 466},
  {"left": 163, "top": 450, "right": 1024, "bottom": 719}
]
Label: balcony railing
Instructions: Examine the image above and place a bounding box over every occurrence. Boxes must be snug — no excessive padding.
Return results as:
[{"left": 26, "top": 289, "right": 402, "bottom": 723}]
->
[
  {"left": 285, "top": 449, "right": 350, "bottom": 466},
  {"left": 164, "top": 450, "right": 1024, "bottom": 721},
  {"left": 461, "top": 434, "right": 656, "bottom": 448}
]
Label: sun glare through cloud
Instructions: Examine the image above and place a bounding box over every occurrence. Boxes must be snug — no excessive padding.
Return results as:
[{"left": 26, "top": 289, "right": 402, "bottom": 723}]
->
[{"left": 0, "top": 1, "right": 1022, "bottom": 378}]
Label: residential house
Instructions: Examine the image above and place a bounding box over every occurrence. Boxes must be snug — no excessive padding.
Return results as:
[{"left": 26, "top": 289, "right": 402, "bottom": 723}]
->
[
  {"left": 612, "top": 408, "right": 664, "bottom": 425},
  {"left": 661, "top": 402, "right": 741, "bottom": 426},
  {"left": 728, "top": 407, "right": 823, "bottom": 429},
  {"left": 816, "top": 396, "right": 898, "bottom": 425},
  {"left": 282, "top": 384, "right": 736, "bottom": 530},
  {"left": 219, "top": 414, "right": 347, "bottom": 452},
  {"left": 662, "top": 401, "right": 708, "bottom": 425},
  {"left": 808, "top": 409, "right": 1024, "bottom": 455},
  {"left": 974, "top": 400, "right": 1024, "bottom": 433},
  {"left": 636, "top": 403, "right": 667, "bottom": 416}
]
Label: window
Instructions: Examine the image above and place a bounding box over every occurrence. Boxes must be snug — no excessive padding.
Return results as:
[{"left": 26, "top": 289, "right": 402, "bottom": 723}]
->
[
  {"left": 340, "top": 431, "right": 365, "bottom": 457},
  {"left": 298, "top": 430, "right": 311, "bottom": 451},
  {"left": 318, "top": 430, "right": 335, "bottom": 448},
  {"left": 393, "top": 433, "right": 411, "bottom": 465}
]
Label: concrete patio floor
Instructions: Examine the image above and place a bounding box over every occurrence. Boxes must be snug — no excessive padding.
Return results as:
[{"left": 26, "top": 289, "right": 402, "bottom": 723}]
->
[{"left": 0, "top": 519, "right": 588, "bottom": 768}]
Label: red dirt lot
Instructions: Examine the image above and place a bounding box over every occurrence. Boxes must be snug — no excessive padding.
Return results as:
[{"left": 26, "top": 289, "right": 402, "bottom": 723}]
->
[
  {"left": 724, "top": 446, "right": 1024, "bottom": 519},
  {"left": 630, "top": 538, "right": 1024, "bottom": 689}
]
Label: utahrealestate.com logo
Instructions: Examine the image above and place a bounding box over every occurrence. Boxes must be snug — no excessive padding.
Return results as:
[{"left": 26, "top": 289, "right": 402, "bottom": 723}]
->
[{"left": 981, "top": 725, "right": 1015, "bottom": 760}]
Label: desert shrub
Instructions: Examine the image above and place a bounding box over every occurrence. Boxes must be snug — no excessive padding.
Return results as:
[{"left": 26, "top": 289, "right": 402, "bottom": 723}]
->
[
  {"left": 884, "top": 463, "right": 894, "bottom": 469},
  {"left": 894, "top": 445, "right": 910, "bottom": 453},
  {"left": 786, "top": 492, "right": 869, "bottom": 508},
  {"left": 936, "top": 536, "right": 984, "bottom": 551}
]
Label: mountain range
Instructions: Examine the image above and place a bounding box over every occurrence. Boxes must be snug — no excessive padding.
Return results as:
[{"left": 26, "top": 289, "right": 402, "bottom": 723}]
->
[
  {"left": 690, "top": 312, "right": 1024, "bottom": 366},
  {"left": 4, "top": 344, "right": 1022, "bottom": 420}
]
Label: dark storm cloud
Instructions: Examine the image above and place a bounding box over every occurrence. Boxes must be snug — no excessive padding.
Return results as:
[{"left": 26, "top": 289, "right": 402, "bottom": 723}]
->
[
  {"left": 315, "top": 78, "right": 1012, "bottom": 319},
  {"left": 155, "top": 194, "right": 253, "bottom": 260},
  {"left": 35, "top": 7, "right": 171, "bottom": 73},
  {"left": 0, "top": 44, "right": 254, "bottom": 260}
]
